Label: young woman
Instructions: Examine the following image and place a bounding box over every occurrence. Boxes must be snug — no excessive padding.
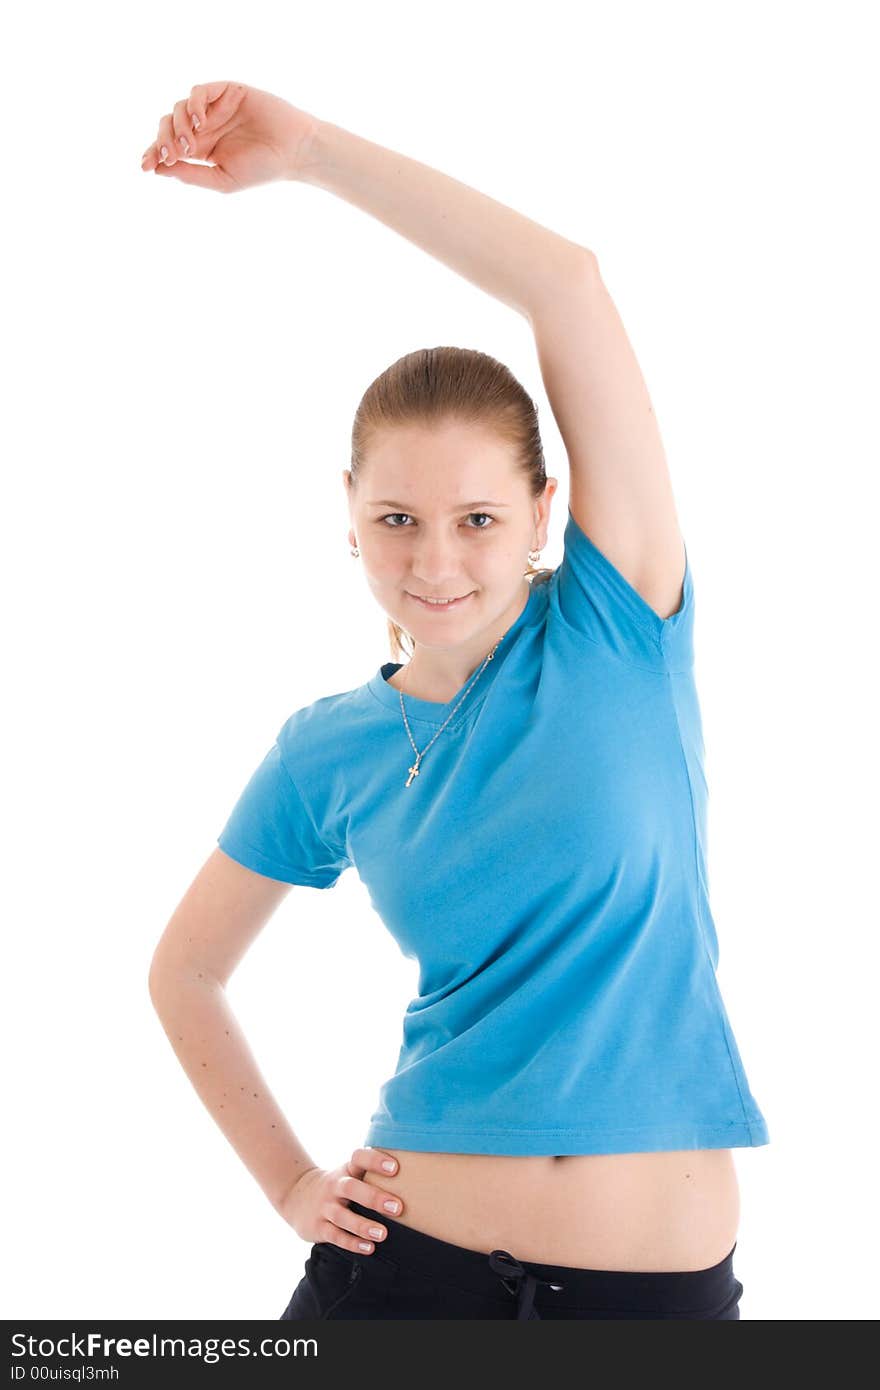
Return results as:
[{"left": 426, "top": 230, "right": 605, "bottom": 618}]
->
[{"left": 145, "top": 82, "right": 769, "bottom": 1321}]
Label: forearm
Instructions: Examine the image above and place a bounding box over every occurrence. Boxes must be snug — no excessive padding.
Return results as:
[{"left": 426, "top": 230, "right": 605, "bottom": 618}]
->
[
  {"left": 296, "top": 119, "right": 596, "bottom": 321},
  {"left": 149, "top": 968, "right": 318, "bottom": 1217}
]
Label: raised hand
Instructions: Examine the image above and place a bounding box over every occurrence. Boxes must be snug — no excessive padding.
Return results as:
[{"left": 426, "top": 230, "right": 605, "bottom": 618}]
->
[{"left": 140, "top": 81, "right": 320, "bottom": 192}]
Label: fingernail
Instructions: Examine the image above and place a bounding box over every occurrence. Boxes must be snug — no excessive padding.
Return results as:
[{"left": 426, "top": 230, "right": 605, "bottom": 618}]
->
[
  {"left": 382, "top": 1160, "right": 396, "bottom": 1172},
  {"left": 180, "top": 136, "right": 190, "bottom": 154},
  {"left": 192, "top": 114, "right": 200, "bottom": 130},
  {"left": 383, "top": 1199, "right": 400, "bottom": 1213},
  {"left": 160, "top": 145, "right": 168, "bottom": 161}
]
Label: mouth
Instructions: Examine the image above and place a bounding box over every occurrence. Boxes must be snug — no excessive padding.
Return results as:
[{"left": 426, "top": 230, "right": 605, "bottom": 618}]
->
[{"left": 407, "top": 591, "right": 475, "bottom": 612}]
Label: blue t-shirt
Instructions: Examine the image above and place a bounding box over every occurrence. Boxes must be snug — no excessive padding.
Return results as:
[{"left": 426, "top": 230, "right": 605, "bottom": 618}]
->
[{"left": 217, "top": 506, "right": 770, "bottom": 1156}]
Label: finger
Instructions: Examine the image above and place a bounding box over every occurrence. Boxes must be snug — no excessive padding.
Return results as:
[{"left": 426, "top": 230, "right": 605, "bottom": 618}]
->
[
  {"left": 190, "top": 79, "right": 237, "bottom": 117},
  {"left": 186, "top": 86, "right": 206, "bottom": 133},
  {"left": 155, "top": 112, "right": 177, "bottom": 165},
  {"left": 336, "top": 1170, "right": 403, "bottom": 1222},
  {"left": 201, "top": 81, "right": 249, "bottom": 130},
  {"left": 318, "top": 1216, "right": 379, "bottom": 1255},
  {"left": 172, "top": 98, "right": 197, "bottom": 159},
  {"left": 329, "top": 1202, "right": 391, "bottom": 1253},
  {"left": 152, "top": 160, "right": 230, "bottom": 192},
  {"left": 352, "top": 1147, "right": 399, "bottom": 1176},
  {"left": 141, "top": 94, "right": 205, "bottom": 172}
]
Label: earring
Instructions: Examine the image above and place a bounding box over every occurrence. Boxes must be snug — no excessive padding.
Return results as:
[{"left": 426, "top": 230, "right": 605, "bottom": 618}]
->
[
  {"left": 350, "top": 542, "right": 360, "bottom": 557},
  {"left": 528, "top": 549, "right": 541, "bottom": 564}
]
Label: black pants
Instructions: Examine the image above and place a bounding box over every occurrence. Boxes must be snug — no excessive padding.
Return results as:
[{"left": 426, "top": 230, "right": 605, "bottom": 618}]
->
[{"left": 279, "top": 1198, "right": 744, "bottom": 1320}]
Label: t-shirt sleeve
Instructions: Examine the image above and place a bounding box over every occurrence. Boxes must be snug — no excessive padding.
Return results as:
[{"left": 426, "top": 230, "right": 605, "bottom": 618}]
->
[
  {"left": 551, "top": 504, "right": 695, "bottom": 671},
  {"left": 216, "top": 739, "right": 350, "bottom": 888}
]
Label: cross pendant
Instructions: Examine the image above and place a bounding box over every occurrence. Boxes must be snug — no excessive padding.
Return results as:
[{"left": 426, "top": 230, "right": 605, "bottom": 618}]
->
[{"left": 405, "top": 760, "right": 421, "bottom": 788}]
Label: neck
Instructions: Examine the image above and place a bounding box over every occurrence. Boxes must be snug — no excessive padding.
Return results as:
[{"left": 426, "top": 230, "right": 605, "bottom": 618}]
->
[{"left": 401, "top": 579, "right": 531, "bottom": 698}]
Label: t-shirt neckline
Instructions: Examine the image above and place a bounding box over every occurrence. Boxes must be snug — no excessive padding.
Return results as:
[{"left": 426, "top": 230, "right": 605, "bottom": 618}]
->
[{"left": 366, "top": 580, "right": 542, "bottom": 726}]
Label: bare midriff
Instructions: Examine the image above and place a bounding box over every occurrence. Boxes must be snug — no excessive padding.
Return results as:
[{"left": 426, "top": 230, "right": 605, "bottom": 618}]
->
[{"left": 367, "top": 1148, "right": 740, "bottom": 1273}]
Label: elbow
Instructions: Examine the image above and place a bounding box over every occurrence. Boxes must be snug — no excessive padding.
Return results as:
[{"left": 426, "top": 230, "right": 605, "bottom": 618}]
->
[
  {"left": 147, "top": 954, "right": 166, "bottom": 1008},
  {"left": 148, "top": 950, "right": 184, "bottom": 1008},
  {"left": 148, "top": 950, "right": 224, "bottom": 1006}
]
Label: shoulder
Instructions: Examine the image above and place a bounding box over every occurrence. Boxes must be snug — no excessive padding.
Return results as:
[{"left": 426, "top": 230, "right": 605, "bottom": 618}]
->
[
  {"left": 567, "top": 500, "right": 687, "bottom": 625},
  {"left": 276, "top": 686, "right": 363, "bottom": 764}
]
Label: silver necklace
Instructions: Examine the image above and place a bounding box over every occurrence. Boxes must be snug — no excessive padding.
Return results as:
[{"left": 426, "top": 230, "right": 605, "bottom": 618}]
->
[{"left": 397, "top": 633, "right": 506, "bottom": 787}]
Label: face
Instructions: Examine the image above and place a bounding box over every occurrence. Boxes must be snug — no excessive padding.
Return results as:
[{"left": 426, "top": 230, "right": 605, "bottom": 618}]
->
[{"left": 344, "top": 420, "right": 556, "bottom": 656}]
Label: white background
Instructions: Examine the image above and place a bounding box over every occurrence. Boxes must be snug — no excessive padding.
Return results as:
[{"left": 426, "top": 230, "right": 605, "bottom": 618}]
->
[{"left": 4, "top": 0, "right": 877, "bottom": 1324}]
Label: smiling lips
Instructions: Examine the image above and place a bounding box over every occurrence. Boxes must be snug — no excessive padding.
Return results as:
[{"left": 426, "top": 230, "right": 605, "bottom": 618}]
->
[{"left": 408, "top": 591, "right": 474, "bottom": 610}]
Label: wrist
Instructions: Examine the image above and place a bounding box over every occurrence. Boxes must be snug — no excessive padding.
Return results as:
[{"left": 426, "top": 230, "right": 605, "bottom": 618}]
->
[
  {"left": 274, "top": 1162, "right": 320, "bottom": 1216},
  {"left": 289, "top": 116, "right": 330, "bottom": 184}
]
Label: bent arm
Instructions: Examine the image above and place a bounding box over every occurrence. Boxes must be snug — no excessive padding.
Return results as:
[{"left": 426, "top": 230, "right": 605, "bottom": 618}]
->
[
  {"left": 148, "top": 849, "right": 320, "bottom": 1217},
  {"left": 148, "top": 962, "right": 319, "bottom": 1216}
]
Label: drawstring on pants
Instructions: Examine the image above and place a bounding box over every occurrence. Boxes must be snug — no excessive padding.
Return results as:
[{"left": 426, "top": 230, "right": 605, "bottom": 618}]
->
[{"left": 487, "top": 1249, "right": 566, "bottom": 1320}]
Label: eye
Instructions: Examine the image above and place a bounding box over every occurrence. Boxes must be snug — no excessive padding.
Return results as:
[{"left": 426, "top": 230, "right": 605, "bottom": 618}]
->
[{"left": 379, "top": 513, "right": 496, "bottom": 529}]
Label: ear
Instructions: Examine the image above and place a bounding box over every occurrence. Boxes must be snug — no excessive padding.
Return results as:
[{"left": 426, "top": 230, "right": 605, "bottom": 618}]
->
[{"left": 535, "top": 477, "right": 559, "bottom": 547}]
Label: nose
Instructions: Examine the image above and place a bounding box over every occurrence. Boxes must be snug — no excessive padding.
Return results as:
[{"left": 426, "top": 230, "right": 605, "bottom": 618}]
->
[
  {"left": 409, "top": 541, "right": 469, "bottom": 587},
  {"left": 409, "top": 567, "right": 469, "bottom": 592}
]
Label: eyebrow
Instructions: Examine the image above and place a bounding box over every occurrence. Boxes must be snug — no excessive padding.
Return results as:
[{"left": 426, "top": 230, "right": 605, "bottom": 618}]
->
[{"left": 367, "top": 499, "right": 511, "bottom": 509}]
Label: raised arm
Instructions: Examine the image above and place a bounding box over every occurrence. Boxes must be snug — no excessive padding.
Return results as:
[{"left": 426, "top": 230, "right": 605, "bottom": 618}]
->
[
  {"left": 144, "top": 85, "right": 685, "bottom": 619},
  {"left": 297, "top": 120, "right": 687, "bottom": 620}
]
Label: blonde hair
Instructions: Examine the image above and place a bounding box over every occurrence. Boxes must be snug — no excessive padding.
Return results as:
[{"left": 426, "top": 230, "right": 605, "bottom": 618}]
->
[{"left": 349, "top": 346, "right": 555, "bottom": 662}]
